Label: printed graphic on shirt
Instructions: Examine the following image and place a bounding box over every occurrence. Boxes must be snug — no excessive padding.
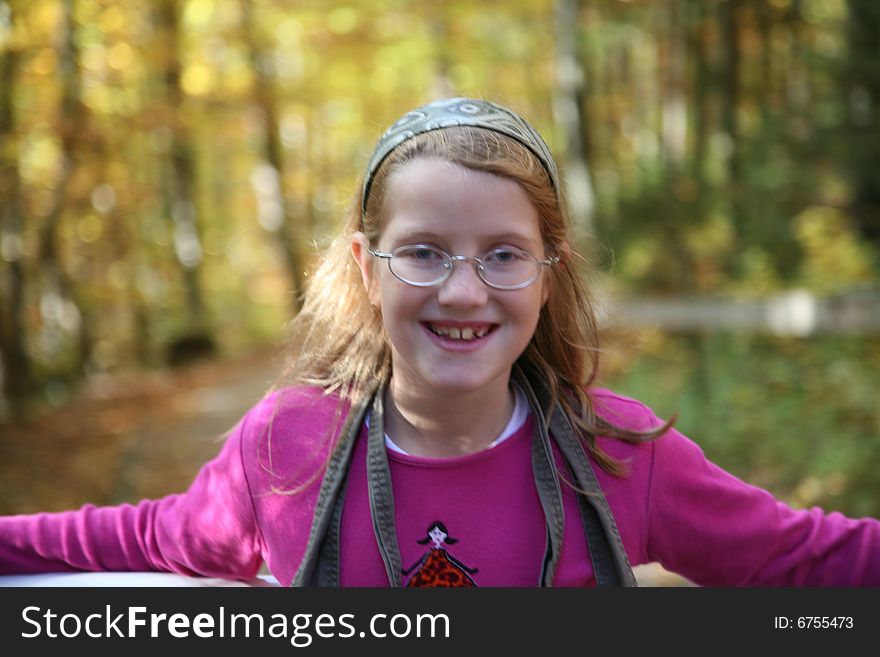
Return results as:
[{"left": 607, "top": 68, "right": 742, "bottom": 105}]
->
[{"left": 403, "top": 521, "right": 479, "bottom": 587}]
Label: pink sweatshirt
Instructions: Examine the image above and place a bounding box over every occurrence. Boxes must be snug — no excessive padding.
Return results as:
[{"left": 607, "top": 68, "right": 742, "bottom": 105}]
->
[{"left": 1, "top": 387, "right": 878, "bottom": 586}]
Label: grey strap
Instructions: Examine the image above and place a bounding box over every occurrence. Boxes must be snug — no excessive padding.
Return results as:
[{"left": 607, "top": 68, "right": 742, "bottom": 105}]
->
[
  {"left": 549, "top": 405, "right": 637, "bottom": 586},
  {"left": 365, "top": 384, "right": 404, "bottom": 586},
  {"left": 291, "top": 395, "right": 369, "bottom": 586},
  {"left": 513, "top": 364, "right": 637, "bottom": 587},
  {"left": 292, "top": 383, "right": 404, "bottom": 587},
  {"left": 515, "top": 370, "right": 568, "bottom": 586},
  {"left": 310, "top": 474, "right": 348, "bottom": 586}
]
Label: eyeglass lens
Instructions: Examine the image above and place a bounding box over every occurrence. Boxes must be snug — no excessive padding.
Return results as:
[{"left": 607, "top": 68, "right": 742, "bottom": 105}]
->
[{"left": 389, "top": 245, "right": 539, "bottom": 288}]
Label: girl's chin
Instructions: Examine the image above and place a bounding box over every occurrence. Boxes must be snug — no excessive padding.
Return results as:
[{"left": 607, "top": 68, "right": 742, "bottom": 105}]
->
[{"left": 389, "top": 347, "right": 516, "bottom": 397}]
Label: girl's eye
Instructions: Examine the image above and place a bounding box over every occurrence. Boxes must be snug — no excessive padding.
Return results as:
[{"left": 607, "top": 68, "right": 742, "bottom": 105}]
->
[
  {"left": 485, "top": 248, "right": 521, "bottom": 264},
  {"left": 399, "top": 246, "right": 444, "bottom": 261}
]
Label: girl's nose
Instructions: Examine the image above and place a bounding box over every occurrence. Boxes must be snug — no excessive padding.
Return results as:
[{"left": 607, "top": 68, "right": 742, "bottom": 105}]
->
[{"left": 437, "top": 260, "right": 489, "bottom": 307}]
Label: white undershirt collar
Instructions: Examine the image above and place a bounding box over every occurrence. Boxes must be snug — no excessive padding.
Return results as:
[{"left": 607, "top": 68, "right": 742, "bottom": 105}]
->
[{"left": 375, "top": 381, "right": 529, "bottom": 456}]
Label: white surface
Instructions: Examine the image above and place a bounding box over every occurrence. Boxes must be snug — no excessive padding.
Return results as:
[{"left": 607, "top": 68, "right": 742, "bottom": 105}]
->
[{"left": 0, "top": 572, "right": 280, "bottom": 587}]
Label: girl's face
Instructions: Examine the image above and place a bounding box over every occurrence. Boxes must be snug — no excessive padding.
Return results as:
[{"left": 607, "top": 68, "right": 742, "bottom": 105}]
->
[{"left": 353, "top": 158, "right": 550, "bottom": 398}]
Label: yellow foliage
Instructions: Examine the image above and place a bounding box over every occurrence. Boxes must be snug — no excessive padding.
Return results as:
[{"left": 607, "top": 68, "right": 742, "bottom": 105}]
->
[
  {"left": 82, "top": 84, "right": 110, "bottom": 112},
  {"left": 730, "top": 248, "right": 782, "bottom": 296},
  {"left": 20, "top": 132, "right": 61, "bottom": 183},
  {"left": 29, "top": 47, "right": 57, "bottom": 75},
  {"left": 370, "top": 66, "right": 397, "bottom": 94},
  {"left": 184, "top": 0, "right": 216, "bottom": 29},
  {"left": 327, "top": 7, "right": 358, "bottom": 35},
  {"left": 222, "top": 58, "right": 252, "bottom": 95},
  {"left": 684, "top": 212, "right": 735, "bottom": 258},
  {"left": 181, "top": 62, "right": 215, "bottom": 96},
  {"left": 99, "top": 5, "right": 127, "bottom": 33},
  {"left": 82, "top": 44, "right": 106, "bottom": 73},
  {"left": 275, "top": 18, "right": 305, "bottom": 45},
  {"left": 794, "top": 206, "right": 875, "bottom": 293},
  {"left": 106, "top": 42, "right": 134, "bottom": 71},
  {"left": 77, "top": 214, "right": 103, "bottom": 244},
  {"left": 619, "top": 237, "right": 658, "bottom": 281}
]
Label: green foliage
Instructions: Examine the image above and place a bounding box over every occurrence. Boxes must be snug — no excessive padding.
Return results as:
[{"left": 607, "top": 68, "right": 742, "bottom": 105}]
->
[{"left": 604, "top": 331, "right": 880, "bottom": 517}]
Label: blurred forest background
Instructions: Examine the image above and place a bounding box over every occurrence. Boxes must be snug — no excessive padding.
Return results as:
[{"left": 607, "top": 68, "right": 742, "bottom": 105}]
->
[{"left": 0, "top": 0, "right": 878, "bottom": 534}]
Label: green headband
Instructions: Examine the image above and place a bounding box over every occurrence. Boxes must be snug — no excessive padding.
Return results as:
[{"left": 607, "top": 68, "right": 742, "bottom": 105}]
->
[{"left": 361, "top": 97, "right": 560, "bottom": 215}]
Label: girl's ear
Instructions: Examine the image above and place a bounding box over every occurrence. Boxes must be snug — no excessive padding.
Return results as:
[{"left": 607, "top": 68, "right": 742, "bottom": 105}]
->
[
  {"left": 351, "top": 232, "right": 380, "bottom": 306},
  {"left": 557, "top": 240, "right": 572, "bottom": 263}
]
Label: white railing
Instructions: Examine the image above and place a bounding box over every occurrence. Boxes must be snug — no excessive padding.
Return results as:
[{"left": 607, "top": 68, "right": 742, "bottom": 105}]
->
[
  {"left": 0, "top": 573, "right": 279, "bottom": 587},
  {"left": 607, "top": 289, "right": 880, "bottom": 336}
]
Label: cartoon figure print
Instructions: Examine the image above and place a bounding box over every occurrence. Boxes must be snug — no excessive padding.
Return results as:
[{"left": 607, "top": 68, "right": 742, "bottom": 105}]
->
[{"left": 403, "top": 521, "right": 479, "bottom": 587}]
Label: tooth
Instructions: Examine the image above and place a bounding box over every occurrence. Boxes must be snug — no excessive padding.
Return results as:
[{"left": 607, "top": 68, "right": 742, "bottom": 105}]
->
[
  {"left": 475, "top": 328, "right": 487, "bottom": 338},
  {"left": 431, "top": 324, "right": 448, "bottom": 336},
  {"left": 448, "top": 327, "right": 462, "bottom": 339},
  {"left": 461, "top": 328, "right": 474, "bottom": 340}
]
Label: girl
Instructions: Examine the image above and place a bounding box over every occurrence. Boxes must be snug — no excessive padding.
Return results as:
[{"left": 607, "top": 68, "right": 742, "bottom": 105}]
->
[{"left": 1, "top": 98, "right": 878, "bottom": 586}]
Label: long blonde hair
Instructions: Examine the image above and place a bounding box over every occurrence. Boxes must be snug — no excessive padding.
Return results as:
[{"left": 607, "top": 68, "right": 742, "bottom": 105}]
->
[{"left": 272, "top": 125, "right": 664, "bottom": 477}]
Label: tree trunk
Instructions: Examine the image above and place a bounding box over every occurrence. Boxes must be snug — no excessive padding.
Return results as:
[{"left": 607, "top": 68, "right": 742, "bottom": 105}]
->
[
  {"left": 784, "top": 2, "right": 810, "bottom": 127},
  {"left": 241, "top": 0, "right": 305, "bottom": 311},
  {"left": 0, "top": 9, "right": 31, "bottom": 416},
  {"left": 154, "top": 0, "right": 214, "bottom": 357},
  {"left": 718, "top": 0, "right": 745, "bottom": 246},
  {"left": 155, "top": 3, "right": 204, "bottom": 315},
  {"left": 755, "top": 0, "right": 773, "bottom": 140},
  {"left": 845, "top": 0, "right": 880, "bottom": 247},
  {"left": 660, "top": 1, "right": 687, "bottom": 172},
  {"left": 36, "top": 0, "right": 93, "bottom": 379},
  {"left": 553, "top": 0, "right": 595, "bottom": 241},
  {"left": 687, "top": 0, "right": 710, "bottom": 214}
]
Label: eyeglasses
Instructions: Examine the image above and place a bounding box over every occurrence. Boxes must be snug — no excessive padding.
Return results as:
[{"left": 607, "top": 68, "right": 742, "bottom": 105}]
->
[{"left": 367, "top": 244, "right": 559, "bottom": 290}]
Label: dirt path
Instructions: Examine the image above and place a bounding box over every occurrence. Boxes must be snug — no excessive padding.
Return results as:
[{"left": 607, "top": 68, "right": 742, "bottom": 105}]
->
[{"left": 0, "top": 348, "right": 281, "bottom": 515}]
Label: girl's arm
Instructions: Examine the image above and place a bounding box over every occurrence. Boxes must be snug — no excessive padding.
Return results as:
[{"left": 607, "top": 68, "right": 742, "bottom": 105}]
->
[
  {"left": 0, "top": 414, "right": 264, "bottom": 580},
  {"left": 646, "top": 425, "right": 880, "bottom": 586}
]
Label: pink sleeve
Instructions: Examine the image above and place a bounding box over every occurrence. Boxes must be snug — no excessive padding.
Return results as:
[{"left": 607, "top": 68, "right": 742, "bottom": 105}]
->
[
  {"left": 647, "top": 426, "right": 880, "bottom": 586},
  {"left": 0, "top": 413, "right": 264, "bottom": 580}
]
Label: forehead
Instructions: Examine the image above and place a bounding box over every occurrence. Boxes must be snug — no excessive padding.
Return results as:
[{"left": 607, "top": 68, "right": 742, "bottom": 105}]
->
[{"left": 379, "top": 159, "right": 542, "bottom": 245}]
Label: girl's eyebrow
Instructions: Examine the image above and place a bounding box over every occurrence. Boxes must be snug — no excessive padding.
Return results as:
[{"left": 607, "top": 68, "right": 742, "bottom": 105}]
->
[{"left": 391, "top": 230, "right": 539, "bottom": 245}]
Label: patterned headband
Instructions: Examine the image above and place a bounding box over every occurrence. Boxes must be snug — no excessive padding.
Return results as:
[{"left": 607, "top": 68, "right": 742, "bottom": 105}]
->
[{"left": 361, "top": 97, "right": 560, "bottom": 215}]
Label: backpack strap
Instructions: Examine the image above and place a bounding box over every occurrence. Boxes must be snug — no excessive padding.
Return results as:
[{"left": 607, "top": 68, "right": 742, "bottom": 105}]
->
[
  {"left": 512, "top": 365, "right": 637, "bottom": 587},
  {"left": 517, "top": 371, "right": 567, "bottom": 586},
  {"left": 291, "top": 394, "right": 369, "bottom": 586},
  {"left": 364, "top": 384, "right": 404, "bottom": 586},
  {"left": 292, "top": 383, "right": 404, "bottom": 586},
  {"left": 550, "top": 405, "right": 637, "bottom": 586}
]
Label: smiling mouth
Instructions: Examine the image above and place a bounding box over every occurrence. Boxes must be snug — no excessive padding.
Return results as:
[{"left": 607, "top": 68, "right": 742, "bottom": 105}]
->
[{"left": 423, "top": 322, "right": 496, "bottom": 341}]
